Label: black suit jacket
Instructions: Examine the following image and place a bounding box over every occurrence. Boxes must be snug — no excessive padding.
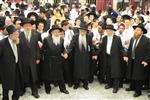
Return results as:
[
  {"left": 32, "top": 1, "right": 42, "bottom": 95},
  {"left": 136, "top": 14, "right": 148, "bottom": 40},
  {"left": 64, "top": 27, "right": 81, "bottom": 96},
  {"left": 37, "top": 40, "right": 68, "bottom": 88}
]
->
[
  {"left": 19, "top": 31, "right": 40, "bottom": 82},
  {"left": 0, "top": 38, "right": 23, "bottom": 90},
  {"left": 101, "top": 35, "right": 125, "bottom": 78},
  {"left": 127, "top": 35, "right": 150, "bottom": 80}
]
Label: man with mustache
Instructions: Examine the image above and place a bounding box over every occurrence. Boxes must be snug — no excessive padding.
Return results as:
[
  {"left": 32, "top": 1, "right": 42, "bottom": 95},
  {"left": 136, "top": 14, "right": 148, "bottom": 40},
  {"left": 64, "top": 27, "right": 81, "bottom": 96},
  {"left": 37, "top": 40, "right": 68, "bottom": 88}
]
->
[
  {"left": 124, "top": 24, "right": 150, "bottom": 97},
  {"left": 0, "top": 25, "right": 23, "bottom": 100},
  {"left": 42, "top": 25, "right": 69, "bottom": 94}
]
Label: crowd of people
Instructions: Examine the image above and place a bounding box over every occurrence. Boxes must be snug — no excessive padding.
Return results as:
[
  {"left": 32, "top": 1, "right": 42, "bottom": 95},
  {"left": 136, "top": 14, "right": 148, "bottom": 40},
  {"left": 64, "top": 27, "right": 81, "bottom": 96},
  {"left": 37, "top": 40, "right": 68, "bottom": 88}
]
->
[{"left": 0, "top": 1, "right": 150, "bottom": 100}]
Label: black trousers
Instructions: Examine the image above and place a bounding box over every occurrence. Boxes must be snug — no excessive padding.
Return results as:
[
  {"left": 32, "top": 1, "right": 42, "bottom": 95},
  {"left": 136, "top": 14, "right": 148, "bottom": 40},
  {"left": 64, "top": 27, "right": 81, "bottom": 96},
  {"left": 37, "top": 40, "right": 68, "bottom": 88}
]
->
[
  {"left": 129, "top": 59, "right": 143, "bottom": 94},
  {"left": 44, "top": 80, "right": 66, "bottom": 92},
  {"left": 74, "top": 79, "right": 88, "bottom": 86},
  {"left": 129, "top": 80, "right": 143, "bottom": 94},
  {"left": 63, "top": 58, "right": 73, "bottom": 85},
  {"left": 23, "top": 68, "right": 38, "bottom": 94},
  {"left": 106, "top": 54, "right": 120, "bottom": 89},
  {"left": 89, "top": 59, "right": 98, "bottom": 81},
  {"left": 2, "top": 63, "right": 22, "bottom": 100}
]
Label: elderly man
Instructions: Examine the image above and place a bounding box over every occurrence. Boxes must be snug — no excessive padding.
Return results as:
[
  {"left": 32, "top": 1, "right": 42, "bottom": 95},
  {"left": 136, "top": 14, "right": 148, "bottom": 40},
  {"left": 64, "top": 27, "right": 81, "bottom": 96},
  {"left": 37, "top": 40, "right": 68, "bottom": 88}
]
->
[
  {"left": 101, "top": 25, "right": 124, "bottom": 93},
  {"left": 42, "top": 25, "right": 69, "bottom": 94},
  {"left": 19, "top": 18, "right": 40, "bottom": 98},
  {"left": 65, "top": 25, "right": 95, "bottom": 90},
  {"left": 0, "top": 25, "right": 23, "bottom": 100},
  {"left": 124, "top": 24, "right": 150, "bottom": 97}
]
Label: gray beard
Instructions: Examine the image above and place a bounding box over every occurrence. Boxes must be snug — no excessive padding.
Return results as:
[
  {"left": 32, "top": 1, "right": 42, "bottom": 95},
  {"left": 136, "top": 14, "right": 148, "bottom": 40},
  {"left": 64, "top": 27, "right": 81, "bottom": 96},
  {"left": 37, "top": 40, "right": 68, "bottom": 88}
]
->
[
  {"left": 52, "top": 36, "right": 60, "bottom": 45},
  {"left": 79, "top": 35, "right": 87, "bottom": 51}
]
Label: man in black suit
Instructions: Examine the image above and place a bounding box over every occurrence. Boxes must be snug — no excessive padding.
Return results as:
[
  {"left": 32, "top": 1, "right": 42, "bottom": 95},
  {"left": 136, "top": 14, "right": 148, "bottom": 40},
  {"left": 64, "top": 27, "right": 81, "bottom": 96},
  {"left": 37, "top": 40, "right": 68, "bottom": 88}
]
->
[
  {"left": 65, "top": 25, "right": 95, "bottom": 90},
  {"left": 0, "top": 25, "right": 23, "bottom": 100},
  {"left": 101, "top": 25, "right": 124, "bottom": 93},
  {"left": 19, "top": 18, "right": 40, "bottom": 98},
  {"left": 124, "top": 24, "right": 150, "bottom": 97},
  {"left": 42, "top": 25, "right": 69, "bottom": 94}
]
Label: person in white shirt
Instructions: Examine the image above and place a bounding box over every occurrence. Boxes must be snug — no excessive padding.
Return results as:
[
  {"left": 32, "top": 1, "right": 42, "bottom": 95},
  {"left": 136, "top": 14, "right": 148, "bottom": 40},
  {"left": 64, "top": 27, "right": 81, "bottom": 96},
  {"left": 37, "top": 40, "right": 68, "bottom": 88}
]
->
[
  {"left": 61, "top": 20, "right": 74, "bottom": 87},
  {"left": 122, "top": 15, "right": 134, "bottom": 50},
  {"left": 102, "top": 25, "right": 124, "bottom": 93},
  {"left": 70, "top": 4, "right": 79, "bottom": 21}
]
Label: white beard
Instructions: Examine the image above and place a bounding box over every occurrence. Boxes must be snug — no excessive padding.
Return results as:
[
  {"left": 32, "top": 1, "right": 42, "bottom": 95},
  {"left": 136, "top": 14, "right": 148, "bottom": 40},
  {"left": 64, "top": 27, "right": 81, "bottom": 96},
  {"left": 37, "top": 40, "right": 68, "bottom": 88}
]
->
[
  {"left": 79, "top": 34, "right": 87, "bottom": 51},
  {"left": 52, "top": 35, "right": 60, "bottom": 46}
]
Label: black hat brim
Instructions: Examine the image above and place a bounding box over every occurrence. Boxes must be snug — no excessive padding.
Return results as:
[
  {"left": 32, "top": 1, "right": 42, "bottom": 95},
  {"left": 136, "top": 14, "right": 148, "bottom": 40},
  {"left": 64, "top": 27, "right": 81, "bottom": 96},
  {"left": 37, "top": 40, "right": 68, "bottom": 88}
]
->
[
  {"left": 105, "top": 28, "right": 116, "bottom": 31},
  {"left": 78, "top": 27, "right": 89, "bottom": 31},
  {"left": 133, "top": 26, "right": 147, "bottom": 34},
  {"left": 27, "top": 12, "right": 39, "bottom": 20},
  {"left": 49, "top": 27, "right": 63, "bottom": 34}
]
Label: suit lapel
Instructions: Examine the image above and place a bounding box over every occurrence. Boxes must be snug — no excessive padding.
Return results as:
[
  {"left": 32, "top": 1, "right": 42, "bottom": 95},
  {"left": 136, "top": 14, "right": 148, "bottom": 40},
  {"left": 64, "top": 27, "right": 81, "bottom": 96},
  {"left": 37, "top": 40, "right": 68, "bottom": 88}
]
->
[
  {"left": 6, "top": 38, "right": 15, "bottom": 60},
  {"left": 136, "top": 35, "right": 144, "bottom": 50},
  {"left": 110, "top": 35, "right": 115, "bottom": 54},
  {"left": 22, "top": 32, "right": 30, "bottom": 47},
  {"left": 29, "top": 32, "right": 34, "bottom": 47},
  {"left": 103, "top": 36, "right": 107, "bottom": 53}
]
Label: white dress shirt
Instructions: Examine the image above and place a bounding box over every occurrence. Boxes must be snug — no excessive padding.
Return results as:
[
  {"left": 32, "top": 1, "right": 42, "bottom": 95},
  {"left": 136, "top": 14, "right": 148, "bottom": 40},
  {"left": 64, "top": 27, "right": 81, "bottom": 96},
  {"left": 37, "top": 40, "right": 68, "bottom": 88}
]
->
[
  {"left": 64, "top": 29, "right": 74, "bottom": 50},
  {"left": 122, "top": 27, "right": 134, "bottom": 49},
  {"left": 8, "top": 38, "right": 18, "bottom": 63},
  {"left": 106, "top": 35, "right": 113, "bottom": 55}
]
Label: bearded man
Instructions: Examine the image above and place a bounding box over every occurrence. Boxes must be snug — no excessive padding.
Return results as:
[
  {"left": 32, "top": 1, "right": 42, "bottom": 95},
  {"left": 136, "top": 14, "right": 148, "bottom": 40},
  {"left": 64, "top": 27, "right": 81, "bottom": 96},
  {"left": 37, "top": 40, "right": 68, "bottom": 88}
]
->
[{"left": 42, "top": 25, "right": 69, "bottom": 94}]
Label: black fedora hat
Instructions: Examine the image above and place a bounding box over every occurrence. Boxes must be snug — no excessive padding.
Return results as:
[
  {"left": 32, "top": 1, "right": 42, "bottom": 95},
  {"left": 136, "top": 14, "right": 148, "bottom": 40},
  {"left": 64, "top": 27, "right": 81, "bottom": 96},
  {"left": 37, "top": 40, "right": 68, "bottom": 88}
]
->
[
  {"left": 133, "top": 24, "right": 147, "bottom": 34},
  {"left": 79, "top": 24, "right": 88, "bottom": 31},
  {"left": 49, "top": 25, "right": 63, "bottom": 34},
  {"left": 105, "top": 24, "right": 116, "bottom": 31},
  {"left": 21, "top": 18, "right": 32, "bottom": 26},
  {"left": 27, "top": 12, "right": 39, "bottom": 20},
  {"left": 6, "top": 25, "right": 17, "bottom": 35},
  {"left": 122, "top": 15, "right": 132, "bottom": 21}
]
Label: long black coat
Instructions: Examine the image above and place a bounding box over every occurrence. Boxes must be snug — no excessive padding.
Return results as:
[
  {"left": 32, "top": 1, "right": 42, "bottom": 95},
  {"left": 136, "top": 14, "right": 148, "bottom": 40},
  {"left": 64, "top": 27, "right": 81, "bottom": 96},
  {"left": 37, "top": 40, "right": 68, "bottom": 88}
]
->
[
  {"left": 19, "top": 32, "right": 40, "bottom": 83},
  {"left": 67, "top": 34, "right": 94, "bottom": 80},
  {"left": 0, "top": 38, "right": 23, "bottom": 90},
  {"left": 101, "top": 35, "right": 124, "bottom": 78},
  {"left": 42, "top": 37, "right": 64, "bottom": 81},
  {"left": 126, "top": 35, "right": 150, "bottom": 80}
]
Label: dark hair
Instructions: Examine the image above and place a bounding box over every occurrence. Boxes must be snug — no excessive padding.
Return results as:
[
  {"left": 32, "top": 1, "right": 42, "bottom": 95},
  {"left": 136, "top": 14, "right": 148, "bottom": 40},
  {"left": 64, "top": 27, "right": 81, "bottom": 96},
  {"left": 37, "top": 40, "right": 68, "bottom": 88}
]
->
[{"left": 119, "top": 23, "right": 125, "bottom": 28}]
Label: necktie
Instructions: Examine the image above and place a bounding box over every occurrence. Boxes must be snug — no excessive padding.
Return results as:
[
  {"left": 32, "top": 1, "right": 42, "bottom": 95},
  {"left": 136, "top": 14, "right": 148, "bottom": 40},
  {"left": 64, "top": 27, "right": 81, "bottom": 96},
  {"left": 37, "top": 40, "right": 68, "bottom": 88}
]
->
[
  {"left": 26, "top": 32, "right": 31, "bottom": 42},
  {"left": 12, "top": 42, "right": 18, "bottom": 63},
  {"left": 132, "top": 39, "right": 138, "bottom": 59}
]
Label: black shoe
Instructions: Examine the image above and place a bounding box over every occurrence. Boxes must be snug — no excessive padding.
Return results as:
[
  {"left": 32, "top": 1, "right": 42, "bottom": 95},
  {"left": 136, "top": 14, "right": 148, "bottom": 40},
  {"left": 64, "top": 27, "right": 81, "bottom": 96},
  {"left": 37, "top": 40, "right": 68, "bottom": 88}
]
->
[
  {"left": 112, "top": 88, "right": 118, "bottom": 93},
  {"left": 119, "top": 84, "right": 123, "bottom": 88},
  {"left": 73, "top": 85, "right": 79, "bottom": 89},
  {"left": 89, "top": 78, "right": 94, "bottom": 83},
  {"left": 83, "top": 85, "right": 89, "bottom": 90},
  {"left": 126, "top": 88, "right": 133, "bottom": 91},
  {"left": 105, "top": 84, "right": 112, "bottom": 89},
  {"left": 133, "top": 92, "right": 141, "bottom": 97},
  {"left": 60, "top": 90, "right": 69, "bottom": 94},
  {"left": 68, "top": 83, "right": 73, "bottom": 87},
  {"left": 45, "top": 89, "right": 50, "bottom": 94},
  {"left": 32, "top": 93, "right": 40, "bottom": 98}
]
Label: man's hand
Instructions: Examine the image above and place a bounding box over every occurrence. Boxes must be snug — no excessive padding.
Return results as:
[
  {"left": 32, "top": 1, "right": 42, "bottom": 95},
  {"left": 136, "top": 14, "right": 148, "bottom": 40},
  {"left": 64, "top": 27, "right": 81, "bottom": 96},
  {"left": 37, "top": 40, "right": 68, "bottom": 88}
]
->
[
  {"left": 141, "top": 61, "right": 148, "bottom": 67},
  {"left": 63, "top": 53, "right": 68, "bottom": 59},
  {"left": 36, "top": 60, "right": 40, "bottom": 64},
  {"left": 92, "top": 56, "right": 97, "bottom": 60},
  {"left": 38, "top": 41, "right": 43, "bottom": 48},
  {"left": 123, "top": 57, "right": 128, "bottom": 62}
]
